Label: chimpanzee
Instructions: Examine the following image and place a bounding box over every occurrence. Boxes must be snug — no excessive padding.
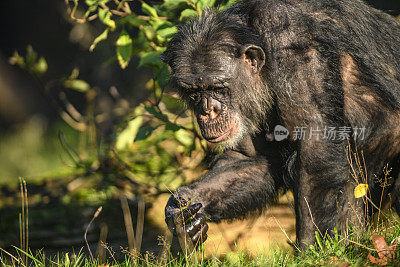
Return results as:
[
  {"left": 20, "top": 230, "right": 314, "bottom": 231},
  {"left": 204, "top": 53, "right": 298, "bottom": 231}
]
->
[{"left": 161, "top": 0, "right": 400, "bottom": 251}]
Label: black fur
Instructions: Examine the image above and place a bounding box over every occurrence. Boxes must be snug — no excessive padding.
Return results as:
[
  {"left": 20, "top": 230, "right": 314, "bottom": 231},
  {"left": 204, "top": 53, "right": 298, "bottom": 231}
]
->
[{"left": 163, "top": 0, "right": 400, "bottom": 250}]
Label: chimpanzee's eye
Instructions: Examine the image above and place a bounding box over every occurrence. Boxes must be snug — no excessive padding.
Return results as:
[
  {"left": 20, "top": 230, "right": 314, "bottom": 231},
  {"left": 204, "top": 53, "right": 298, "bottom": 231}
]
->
[
  {"left": 189, "top": 94, "right": 196, "bottom": 101},
  {"left": 188, "top": 92, "right": 200, "bottom": 102},
  {"left": 213, "top": 88, "right": 229, "bottom": 98},
  {"left": 221, "top": 88, "right": 230, "bottom": 96}
]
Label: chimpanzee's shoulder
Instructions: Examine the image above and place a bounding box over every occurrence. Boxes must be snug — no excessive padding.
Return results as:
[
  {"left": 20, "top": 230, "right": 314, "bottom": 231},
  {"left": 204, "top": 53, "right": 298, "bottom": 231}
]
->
[{"left": 223, "top": 0, "right": 365, "bottom": 16}]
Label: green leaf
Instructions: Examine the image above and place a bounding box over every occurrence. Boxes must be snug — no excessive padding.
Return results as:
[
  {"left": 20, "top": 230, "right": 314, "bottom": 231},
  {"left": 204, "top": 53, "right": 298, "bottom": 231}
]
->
[
  {"left": 142, "top": 25, "right": 157, "bottom": 41},
  {"left": 162, "top": 95, "right": 184, "bottom": 112},
  {"left": 9, "top": 51, "right": 25, "bottom": 68},
  {"left": 197, "top": 0, "right": 216, "bottom": 10},
  {"left": 180, "top": 9, "right": 198, "bottom": 20},
  {"left": 165, "top": 122, "right": 181, "bottom": 131},
  {"left": 157, "top": 26, "right": 178, "bottom": 39},
  {"left": 119, "top": 15, "right": 147, "bottom": 28},
  {"left": 152, "top": 20, "right": 173, "bottom": 31},
  {"left": 90, "top": 28, "right": 109, "bottom": 52},
  {"left": 141, "top": 2, "right": 159, "bottom": 19},
  {"left": 174, "top": 128, "right": 194, "bottom": 147},
  {"left": 69, "top": 68, "right": 80, "bottom": 80},
  {"left": 26, "top": 45, "right": 38, "bottom": 67},
  {"left": 87, "top": 4, "right": 98, "bottom": 13},
  {"left": 85, "top": 0, "right": 97, "bottom": 6},
  {"left": 98, "top": 8, "right": 116, "bottom": 29},
  {"left": 162, "top": 0, "right": 191, "bottom": 10},
  {"left": 221, "top": 0, "right": 236, "bottom": 9},
  {"left": 33, "top": 57, "right": 48, "bottom": 76},
  {"left": 134, "top": 126, "right": 159, "bottom": 141},
  {"left": 155, "top": 65, "right": 170, "bottom": 87},
  {"left": 116, "top": 116, "right": 143, "bottom": 150},
  {"left": 116, "top": 30, "right": 133, "bottom": 69},
  {"left": 138, "top": 50, "right": 164, "bottom": 68},
  {"left": 315, "top": 231, "right": 323, "bottom": 250},
  {"left": 64, "top": 79, "right": 91, "bottom": 92},
  {"left": 145, "top": 106, "right": 169, "bottom": 122}
]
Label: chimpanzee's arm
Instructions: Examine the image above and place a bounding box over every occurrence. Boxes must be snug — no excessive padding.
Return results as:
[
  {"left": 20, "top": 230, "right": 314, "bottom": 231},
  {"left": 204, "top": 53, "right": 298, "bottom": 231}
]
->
[
  {"left": 165, "top": 147, "right": 281, "bottom": 250},
  {"left": 172, "top": 150, "right": 279, "bottom": 222}
]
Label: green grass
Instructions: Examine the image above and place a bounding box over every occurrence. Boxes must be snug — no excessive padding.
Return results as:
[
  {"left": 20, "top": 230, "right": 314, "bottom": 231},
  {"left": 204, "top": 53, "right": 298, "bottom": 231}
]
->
[{"left": 1, "top": 212, "right": 400, "bottom": 266}]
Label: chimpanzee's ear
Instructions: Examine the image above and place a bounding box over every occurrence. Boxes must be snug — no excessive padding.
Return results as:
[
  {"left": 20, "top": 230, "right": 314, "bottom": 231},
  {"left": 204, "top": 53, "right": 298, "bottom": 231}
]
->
[{"left": 241, "top": 44, "right": 265, "bottom": 73}]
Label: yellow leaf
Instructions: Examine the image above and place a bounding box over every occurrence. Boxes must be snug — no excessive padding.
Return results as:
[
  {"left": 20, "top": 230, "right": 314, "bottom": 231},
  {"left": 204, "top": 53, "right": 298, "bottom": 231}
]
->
[{"left": 354, "top": 184, "right": 368, "bottom": 198}]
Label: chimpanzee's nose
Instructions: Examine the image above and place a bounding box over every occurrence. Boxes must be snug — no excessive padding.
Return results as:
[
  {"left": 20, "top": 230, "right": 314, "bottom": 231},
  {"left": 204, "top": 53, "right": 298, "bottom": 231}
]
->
[{"left": 201, "top": 97, "right": 222, "bottom": 119}]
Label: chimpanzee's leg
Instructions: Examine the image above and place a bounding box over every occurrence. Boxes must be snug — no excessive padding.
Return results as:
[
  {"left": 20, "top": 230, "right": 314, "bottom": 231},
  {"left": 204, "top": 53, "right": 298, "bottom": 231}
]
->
[{"left": 294, "top": 139, "right": 365, "bottom": 251}]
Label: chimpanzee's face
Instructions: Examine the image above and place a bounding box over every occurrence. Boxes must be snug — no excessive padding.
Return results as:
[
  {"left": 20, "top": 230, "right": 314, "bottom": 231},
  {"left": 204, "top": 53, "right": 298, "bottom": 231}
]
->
[
  {"left": 176, "top": 53, "right": 241, "bottom": 144},
  {"left": 169, "top": 45, "right": 266, "bottom": 147}
]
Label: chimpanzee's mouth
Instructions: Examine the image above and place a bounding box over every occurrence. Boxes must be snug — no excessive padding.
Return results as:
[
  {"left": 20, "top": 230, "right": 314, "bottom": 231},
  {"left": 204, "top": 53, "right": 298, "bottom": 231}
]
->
[
  {"left": 205, "top": 126, "right": 235, "bottom": 143},
  {"left": 197, "top": 112, "right": 239, "bottom": 143}
]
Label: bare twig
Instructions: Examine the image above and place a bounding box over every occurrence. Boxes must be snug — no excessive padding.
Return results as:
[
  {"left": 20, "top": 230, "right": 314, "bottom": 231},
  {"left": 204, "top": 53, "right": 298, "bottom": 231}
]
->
[
  {"left": 120, "top": 196, "right": 136, "bottom": 253},
  {"left": 272, "top": 216, "right": 300, "bottom": 252},
  {"left": 135, "top": 198, "right": 145, "bottom": 252},
  {"left": 123, "top": 2, "right": 132, "bottom": 14},
  {"left": 117, "top": 0, "right": 129, "bottom": 10},
  {"left": 65, "top": 0, "right": 87, "bottom": 23},
  {"left": 97, "top": 223, "right": 108, "bottom": 264},
  {"left": 59, "top": 92, "right": 85, "bottom": 122},
  {"left": 60, "top": 112, "right": 87, "bottom": 131},
  {"left": 110, "top": 9, "right": 128, "bottom": 17},
  {"left": 344, "top": 238, "right": 376, "bottom": 252},
  {"left": 23, "top": 180, "right": 28, "bottom": 263},
  {"left": 0, "top": 248, "right": 24, "bottom": 267},
  {"left": 304, "top": 197, "right": 323, "bottom": 237},
  {"left": 18, "top": 213, "right": 22, "bottom": 263},
  {"left": 174, "top": 198, "right": 195, "bottom": 261},
  {"left": 58, "top": 131, "right": 82, "bottom": 164},
  {"left": 18, "top": 177, "right": 28, "bottom": 265},
  {"left": 0, "top": 254, "right": 5, "bottom": 266},
  {"left": 347, "top": 201, "right": 363, "bottom": 226},
  {"left": 186, "top": 0, "right": 200, "bottom": 13},
  {"left": 84, "top": 206, "right": 103, "bottom": 265},
  {"left": 100, "top": 241, "right": 117, "bottom": 265},
  {"left": 377, "top": 164, "right": 391, "bottom": 224}
]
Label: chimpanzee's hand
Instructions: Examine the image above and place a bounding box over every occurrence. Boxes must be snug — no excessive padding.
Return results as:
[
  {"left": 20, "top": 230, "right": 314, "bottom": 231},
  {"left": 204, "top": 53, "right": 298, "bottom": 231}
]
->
[{"left": 165, "top": 194, "right": 208, "bottom": 247}]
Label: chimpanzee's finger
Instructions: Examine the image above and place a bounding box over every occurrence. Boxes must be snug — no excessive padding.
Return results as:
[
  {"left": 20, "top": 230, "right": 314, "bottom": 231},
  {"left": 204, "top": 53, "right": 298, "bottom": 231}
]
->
[
  {"left": 180, "top": 203, "right": 202, "bottom": 221},
  {"left": 201, "top": 233, "right": 208, "bottom": 243},
  {"left": 165, "top": 216, "right": 177, "bottom": 234},
  {"left": 191, "top": 223, "right": 209, "bottom": 245},
  {"left": 171, "top": 195, "right": 188, "bottom": 207},
  {"left": 199, "top": 227, "right": 208, "bottom": 244},
  {"left": 186, "top": 214, "right": 206, "bottom": 237}
]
